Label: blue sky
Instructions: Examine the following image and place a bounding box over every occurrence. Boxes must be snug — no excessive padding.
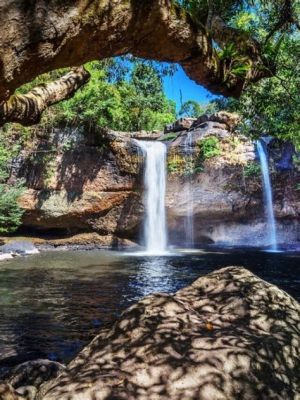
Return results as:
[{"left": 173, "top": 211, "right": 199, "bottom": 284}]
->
[{"left": 163, "top": 65, "right": 218, "bottom": 111}]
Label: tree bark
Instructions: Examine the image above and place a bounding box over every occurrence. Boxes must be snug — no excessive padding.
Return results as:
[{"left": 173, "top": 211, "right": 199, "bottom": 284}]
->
[
  {"left": 0, "top": 67, "right": 90, "bottom": 126},
  {"left": 0, "top": 0, "right": 272, "bottom": 125}
]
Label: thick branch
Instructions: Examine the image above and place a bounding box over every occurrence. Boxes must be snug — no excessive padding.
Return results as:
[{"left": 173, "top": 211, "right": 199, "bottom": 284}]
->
[
  {"left": 0, "top": 0, "right": 270, "bottom": 109},
  {"left": 0, "top": 67, "right": 90, "bottom": 126}
]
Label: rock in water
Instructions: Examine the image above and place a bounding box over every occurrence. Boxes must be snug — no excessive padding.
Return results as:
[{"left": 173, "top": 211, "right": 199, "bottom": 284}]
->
[
  {"left": 0, "top": 254, "right": 14, "bottom": 261},
  {"left": 6, "top": 360, "right": 65, "bottom": 390},
  {"left": 0, "top": 241, "right": 39, "bottom": 256},
  {"left": 37, "top": 267, "right": 300, "bottom": 400}
]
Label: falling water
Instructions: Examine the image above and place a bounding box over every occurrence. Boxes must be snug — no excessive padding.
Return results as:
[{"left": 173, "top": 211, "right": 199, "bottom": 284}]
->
[
  {"left": 184, "top": 131, "right": 194, "bottom": 247},
  {"left": 136, "top": 141, "right": 168, "bottom": 254},
  {"left": 256, "top": 140, "right": 278, "bottom": 250}
]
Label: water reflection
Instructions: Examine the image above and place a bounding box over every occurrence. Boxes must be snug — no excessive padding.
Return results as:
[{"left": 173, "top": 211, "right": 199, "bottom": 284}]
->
[
  {"left": 0, "top": 249, "right": 299, "bottom": 371},
  {"left": 128, "top": 257, "right": 174, "bottom": 298}
]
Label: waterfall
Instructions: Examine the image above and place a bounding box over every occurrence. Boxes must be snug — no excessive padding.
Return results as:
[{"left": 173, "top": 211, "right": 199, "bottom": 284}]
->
[
  {"left": 256, "top": 140, "right": 278, "bottom": 250},
  {"left": 184, "top": 131, "right": 194, "bottom": 247},
  {"left": 136, "top": 141, "right": 168, "bottom": 254}
]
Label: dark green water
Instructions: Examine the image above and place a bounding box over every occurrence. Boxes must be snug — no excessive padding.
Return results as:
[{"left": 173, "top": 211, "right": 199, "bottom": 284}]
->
[{"left": 0, "top": 248, "right": 299, "bottom": 371}]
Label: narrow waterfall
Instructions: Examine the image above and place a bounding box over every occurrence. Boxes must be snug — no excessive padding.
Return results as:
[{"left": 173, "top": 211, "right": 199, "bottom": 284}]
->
[
  {"left": 257, "top": 140, "right": 278, "bottom": 250},
  {"left": 136, "top": 141, "right": 168, "bottom": 254},
  {"left": 184, "top": 132, "right": 194, "bottom": 247}
]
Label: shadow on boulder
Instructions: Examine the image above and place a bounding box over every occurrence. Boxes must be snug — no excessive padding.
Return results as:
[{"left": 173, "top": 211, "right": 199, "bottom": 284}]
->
[{"left": 31, "top": 266, "right": 300, "bottom": 400}]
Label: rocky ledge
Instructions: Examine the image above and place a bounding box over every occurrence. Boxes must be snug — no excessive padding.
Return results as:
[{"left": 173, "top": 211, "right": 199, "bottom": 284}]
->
[{"left": 1, "top": 267, "right": 299, "bottom": 399}]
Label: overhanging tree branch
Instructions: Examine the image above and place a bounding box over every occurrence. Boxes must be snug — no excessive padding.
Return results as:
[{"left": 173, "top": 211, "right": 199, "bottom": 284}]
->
[
  {"left": 0, "top": 0, "right": 272, "bottom": 126},
  {"left": 0, "top": 67, "right": 90, "bottom": 126}
]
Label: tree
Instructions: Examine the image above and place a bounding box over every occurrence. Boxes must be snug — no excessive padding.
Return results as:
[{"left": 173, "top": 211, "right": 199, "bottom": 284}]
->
[
  {"left": 179, "top": 101, "right": 206, "bottom": 118},
  {"left": 0, "top": 132, "right": 24, "bottom": 233},
  {"left": 8, "top": 60, "right": 176, "bottom": 133},
  {"left": 0, "top": 182, "right": 24, "bottom": 234},
  {"left": 0, "top": 0, "right": 279, "bottom": 126},
  {"left": 213, "top": 9, "right": 300, "bottom": 148}
]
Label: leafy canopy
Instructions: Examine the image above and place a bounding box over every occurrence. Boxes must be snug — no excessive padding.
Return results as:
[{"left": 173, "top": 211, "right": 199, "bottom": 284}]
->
[{"left": 15, "top": 58, "right": 176, "bottom": 133}]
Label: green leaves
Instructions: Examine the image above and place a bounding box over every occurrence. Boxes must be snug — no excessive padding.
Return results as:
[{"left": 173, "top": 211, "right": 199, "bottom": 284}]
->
[
  {"left": 198, "top": 137, "right": 221, "bottom": 159},
  {"left": 214, "top": 35, "right": 300, "bottom": 149},
  {"left": 44, "top": 60, "right": 176, "bottom": 132},
  {"left": 0, "top": 182, "right": 24, "bottom": 233}
]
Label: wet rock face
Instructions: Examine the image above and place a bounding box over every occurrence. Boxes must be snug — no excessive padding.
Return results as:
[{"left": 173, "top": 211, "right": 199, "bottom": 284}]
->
[
  {"left": 7, "top": 115, "right": 299, "bottom": 246},
  {"left": 9, "top": 128, "right": 143, "bottom": 238},
  {"left": 165, "top": 114, "right": 300, "bottom": 246},
  {"left": 31, "top": 267, "right": 300, "bottom": 400}
]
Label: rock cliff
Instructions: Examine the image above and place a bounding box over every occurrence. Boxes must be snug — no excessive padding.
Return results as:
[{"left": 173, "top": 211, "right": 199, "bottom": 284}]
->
[
  {"left": 9, "top": 128, "right": 143, "bottom": 243},
  {"left": 7, "top": 114, "right": 300, "bottom": 247}
]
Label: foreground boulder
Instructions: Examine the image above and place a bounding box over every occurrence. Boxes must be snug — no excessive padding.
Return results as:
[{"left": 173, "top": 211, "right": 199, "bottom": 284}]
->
[{"left": 32, "top": 266, "right": 300, "bottom": 400}]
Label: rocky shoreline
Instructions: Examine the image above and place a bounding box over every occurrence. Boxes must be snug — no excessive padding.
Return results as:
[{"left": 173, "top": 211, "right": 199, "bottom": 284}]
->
[{"left": 0, "top": 234, "right": 140, "bottom": 262}]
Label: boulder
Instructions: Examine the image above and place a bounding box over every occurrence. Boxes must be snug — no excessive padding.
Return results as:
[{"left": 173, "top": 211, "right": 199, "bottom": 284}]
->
[
  {"left": 0, "top": 383, "right": 22, "bottom": 400},
  {"left": 37, "top": 267, "right": 300, "bottom": 400},
  {"left": 165, "top": 118, "right": 196, "bottom": 133},
  {"left": 0, "top": 254, "right": 14, "bottom": 262},
  {"left": 191, "top": 112, "right": 241, "bottom": 131},
  {"left": 6, "top": 360, "right": 65, "bottom": 391},
  {"left": 0, "top": 241, "right": 39, "bottom": 256}
]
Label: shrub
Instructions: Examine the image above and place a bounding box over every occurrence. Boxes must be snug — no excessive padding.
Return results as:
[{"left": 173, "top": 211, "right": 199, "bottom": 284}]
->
[
  {"left": 243, "top": 163, "right": 261, "bottom": 177},
  {"left": 159, "top": 132, "right": 178, "bottom": 142},
  {"left": 198, "top": 136, "right": 221, "bottom": 160},
  {"left": 0, "top": 182, "right": 25, "bottom": 234}
]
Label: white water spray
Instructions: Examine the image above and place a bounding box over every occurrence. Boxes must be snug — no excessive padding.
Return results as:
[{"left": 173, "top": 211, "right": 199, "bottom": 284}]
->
[
  {"left": 136, "top": 141, "right": 168, "bottom": 254},
  {"left": 184, "top": 131, "right": 194, "bottom": 247},
  {"left": 257, "top": 140, "right": 278, "bottom": 251}
]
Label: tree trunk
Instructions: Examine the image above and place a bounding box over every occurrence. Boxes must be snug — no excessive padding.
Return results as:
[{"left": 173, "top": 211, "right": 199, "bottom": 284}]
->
[
  {"left": 0, "top": 67, "right": 90, "bottom": 126},
  {"left": 0, "top": 0, "right": 271, "bottom": 125}
]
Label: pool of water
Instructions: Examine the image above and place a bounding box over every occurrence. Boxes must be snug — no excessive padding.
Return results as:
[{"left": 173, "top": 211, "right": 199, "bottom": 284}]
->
[{"left": 0, "top": 248, "right": 299, "bottom": 371}]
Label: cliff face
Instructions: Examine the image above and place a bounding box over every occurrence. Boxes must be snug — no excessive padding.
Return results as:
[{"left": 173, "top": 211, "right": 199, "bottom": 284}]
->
[
  {"left": 8, "top": 115, "right": 300, "bottom": 247},
  {"left": 9, "top": 128, "right": 143, "bottom": 240},
  {"left": 164, "top": 114, "right": 299, "bottom": 246}
]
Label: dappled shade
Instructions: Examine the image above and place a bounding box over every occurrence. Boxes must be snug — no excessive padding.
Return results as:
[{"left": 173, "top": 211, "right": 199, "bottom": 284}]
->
[{"left": 34, "top": 266, "right": 300, "bottom": 400}]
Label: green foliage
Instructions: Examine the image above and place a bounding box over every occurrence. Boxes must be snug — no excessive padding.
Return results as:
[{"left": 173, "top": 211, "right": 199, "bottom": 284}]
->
[
  {"left": 214, "top": 35, "right": 300, "bottom": 148},
  {"left": 0, "top": 130, "right": 25, "bottom": 234},
  {"left": 179, "top": 100, "right": 205, "bottom": 118},
  {"left": 295, "top": 183, "right": 300, "bottom": 191},
  {"left": 12, "top": 59, "right": 177, "bottom": 133},
  {"left": 167, "top": 154, "right": 196, "bottom": 176},
  {"left": 159, "top": 132, "right": 178, "bottom": 142},
  {"left": 0, "top": 182, "right": 24, "bottom": 234},
  {"left": 176, "top": 0, "right": 299, "bottom": 40},
  {"left": 243, "top": 162, "right": 261, "bottom": 177},
  {"left": 198, "top": 137, "right": 221, "bottom": 160},
  {"left": 168, "top": 158, "right": 181, "bottom": 174}
]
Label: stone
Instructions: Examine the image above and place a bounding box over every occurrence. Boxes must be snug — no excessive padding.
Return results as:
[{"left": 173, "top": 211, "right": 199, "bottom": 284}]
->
[
  {"left": 0, "top": 241, "right": 39, "bottom": 256},
  {"left": 165, "top": 118, "right": 196, "bottom": 133},
  {"left": 6, "top": 360, "right": 65, "bottom": 392},
  {"left": 0, "top": 254, "right": 14, "bottom": 262},
  {"left": 34, "top": 233, "right": 138, "bottom": 251},
  {"left": 36, "top": 267, "right": 300, "bottom": 400},
  {"left": 0, "top": 383, "right": 22, "bottom": 400},
  {"left": 191, "top": 112, "right": 241, "bottom": 131},
  {"left": 9, "top": 128, "right": 143, "bottom": 238}
]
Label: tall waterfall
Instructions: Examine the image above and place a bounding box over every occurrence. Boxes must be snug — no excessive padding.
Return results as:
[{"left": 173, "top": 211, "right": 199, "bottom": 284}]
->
[
  {"left": 184, "top": 132, "right": 194, "bottom": 247},
  {"left": 257, "top": 140, "right": 278, "bottom": 250},
  {"left": 136, "top": 141, "right": 168, "bottom": 254}
]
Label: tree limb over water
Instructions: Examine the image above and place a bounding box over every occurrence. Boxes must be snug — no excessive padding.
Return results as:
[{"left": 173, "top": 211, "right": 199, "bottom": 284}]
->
[
  {"left": 0, "top": 0, "right": 273, "bottom": 126},
  {"left": 0, "top": 67, "right": 90, "bottom": 126}
]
